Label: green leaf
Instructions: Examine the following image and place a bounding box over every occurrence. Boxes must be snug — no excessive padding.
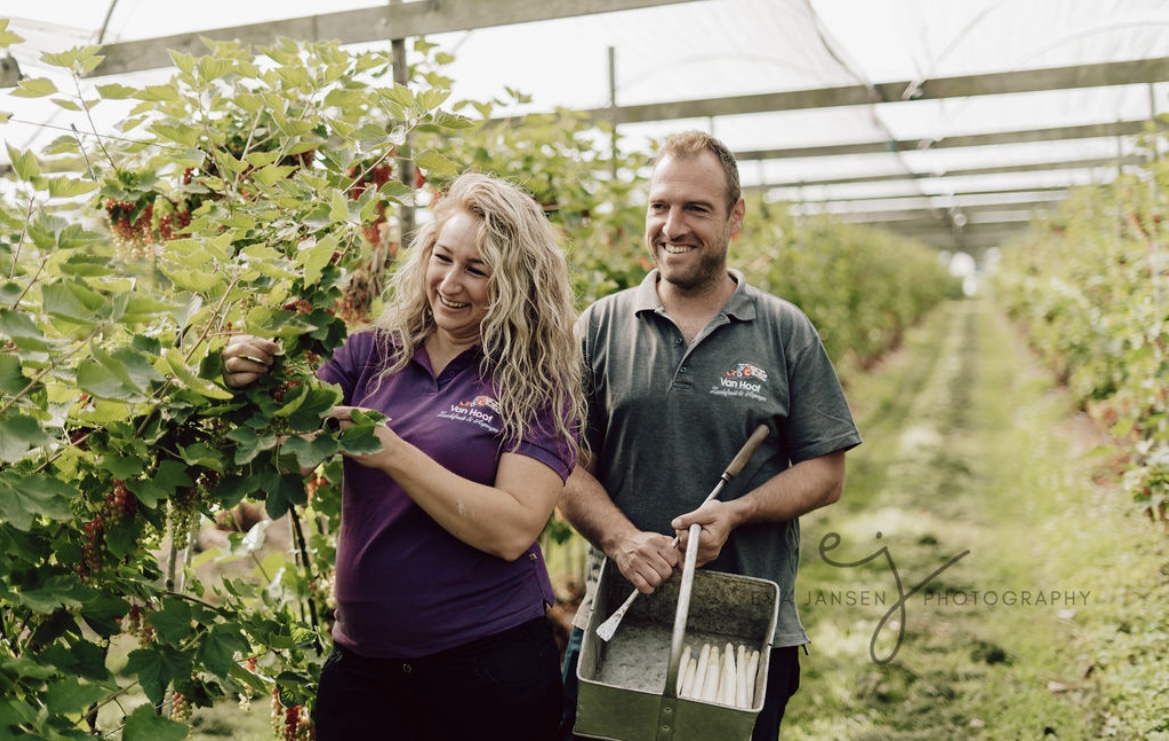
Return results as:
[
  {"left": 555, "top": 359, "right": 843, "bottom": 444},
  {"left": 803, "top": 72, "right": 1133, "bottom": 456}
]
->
[
  {"left": 0, "top": 415, "right": 54, "bottom": 464},
  {"left": 136, "top": 84, "right": 181, "bottom": 102},
  {"left": 380, "top": 83, "right": 414, "bottom": 108},
  {"left": 328, "top": 188, "right": 349, "bottom": 223},
  {"left": 41, "top": 281, "right": 104, "bottom": 325},
  {"left": 152, "top": 122, "right": 201, "bottom": 147},
  {"left": 5, "top": 143, "right": 41, "bottom": 180},
  {"left": 77, "top": 359, "right": 142, "bottom": 401},
  {"left": 339, "top": 423, "right": 385, "bottom": 456},
  {"left": 148, "top": 598, "right": 193, "bottom": 645},
  {"left": 46, "top": 176, "right": 98, "bottom": 199},
  {"left": 158, "top": 263, "right": 225, "bottom": 293},
  {"left": 45, "top": 676, "right": 110, "bottom": 714},
  {"left": 15, "top": 574, "right": 90, "bottom": 613},
  {"left": 299, "top": 232, "right": 338, "bottom": 287},
  {"left": 0, "top": 699, "right": 37, "bottom": 731},
  {"left": 162, "top": 348, "right": 234, "bottom": 400},
  {"left": 11, "top": 77, "right": 58, "bottom": 98},
  {"left": 27, "top": 213, "right": 67, "bottom": 250},
  {"left": 196, "top": 56, "right": 236, "bottom": 81},
  {"left": 226, "top": 427, "right": 277, "bottom": 466},
  {"left": 0, "top": 354, "right": 28, "bottom": 395},
  {"left": 40, "top": 45, "right": 104, "bottom": 74},
  {"left": 168, "top": 50, "right": 197, "bottom": 77},
  {"left": 261, "top": 471, "right": 308, "bottom": 520},
  {"left": 281, "top": 433, "right": 339, "bottom": 471},
  {"left": 198, "top": 623, "right": 249, "bottom": 677},
  {"left": 126, "top": 459, "right": 193, "bottom": 508},
  {"left": 80, "top": 593, "right": 131, "bottom": 638},
  {"left": 0, "top": 20, "right": 26, "bottom": 48},
  {"left": 96, "top": 83, "right": 138, "bottom": 99},
  {"left": 98, "top": 454, "right": 145, "bottom": 481},
  {"left": 0, "top": 472, "right": 75, "bottom": 529},
  {"left": 96, "top": 345, "right": 166, "bottom": 396},
  {"left": 179, "top": 442, "right": 229, "bottom": 471},
  {"left": 39, "top": 640, "right": 112, "bottom": 681},
  {"left": 125, "top": 646, "right": 193, "bottom": 706},
  {"left": 0, "top": 306, "right": 46, "bottom": 350},
  {"left": 57, "top": 223, "right": 104, "bottom": 249},
  {"left": 123, "top": 702, "right": 190, "bottom": 741},
  {"left": 414, "top": 149, "right": 460, "bottom": 178}
]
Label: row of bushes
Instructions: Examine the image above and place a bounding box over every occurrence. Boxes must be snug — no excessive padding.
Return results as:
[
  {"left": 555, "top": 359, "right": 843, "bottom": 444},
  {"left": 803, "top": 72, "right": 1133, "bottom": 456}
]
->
[{"left": 992, "top": 144, "right": 1169, "bottom": 522}]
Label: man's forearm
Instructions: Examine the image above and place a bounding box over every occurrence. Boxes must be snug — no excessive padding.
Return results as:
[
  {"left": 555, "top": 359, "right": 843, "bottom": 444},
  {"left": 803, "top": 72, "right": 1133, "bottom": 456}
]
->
[
  {"left": 560, "top": 463, "right": 639, "bottom": 558},
  {"left": 728, "top": 451, "right": 847, "bottom": 526}
]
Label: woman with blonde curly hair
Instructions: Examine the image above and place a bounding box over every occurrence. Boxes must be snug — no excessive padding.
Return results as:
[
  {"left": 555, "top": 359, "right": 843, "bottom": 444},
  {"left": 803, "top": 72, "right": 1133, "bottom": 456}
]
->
[{"left": 224, "top": 172, "right": 583, "bottom": 741}]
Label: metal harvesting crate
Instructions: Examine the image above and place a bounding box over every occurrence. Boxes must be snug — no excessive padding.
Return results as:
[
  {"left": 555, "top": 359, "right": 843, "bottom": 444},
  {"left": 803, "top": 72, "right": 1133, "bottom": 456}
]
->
[{"left": 574, "top": 551, "right": 779, "bottom": 741}]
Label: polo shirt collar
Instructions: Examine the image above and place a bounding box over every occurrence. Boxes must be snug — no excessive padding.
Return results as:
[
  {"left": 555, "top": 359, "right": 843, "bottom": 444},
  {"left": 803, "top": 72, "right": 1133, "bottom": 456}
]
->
[
  {"left": 413, "top": 341, "right": 484, "bottom": 378},
  {"left": 633, "top": 268, "right": 757, "bottom": 321}
]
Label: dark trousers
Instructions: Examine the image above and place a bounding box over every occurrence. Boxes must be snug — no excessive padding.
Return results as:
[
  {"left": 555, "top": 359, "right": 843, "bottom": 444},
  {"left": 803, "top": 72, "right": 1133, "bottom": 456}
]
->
[
  {"left": 314, "top": 617, "right": 563, "bottom": 741},
  {"left": 558, "top": 626, "right": 801, "bottom": 740}
]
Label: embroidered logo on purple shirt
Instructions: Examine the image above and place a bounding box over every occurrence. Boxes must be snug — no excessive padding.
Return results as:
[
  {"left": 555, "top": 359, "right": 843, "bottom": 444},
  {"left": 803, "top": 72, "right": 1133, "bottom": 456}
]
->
[{"left": 440, "top": 395, "right": 502, "bottom": 432}]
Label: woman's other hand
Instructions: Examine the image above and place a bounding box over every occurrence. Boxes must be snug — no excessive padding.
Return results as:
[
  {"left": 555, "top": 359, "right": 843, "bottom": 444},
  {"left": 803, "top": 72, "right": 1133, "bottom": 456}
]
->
[{"left": 222, "top": 335, "right": 282, "bottom": 389}]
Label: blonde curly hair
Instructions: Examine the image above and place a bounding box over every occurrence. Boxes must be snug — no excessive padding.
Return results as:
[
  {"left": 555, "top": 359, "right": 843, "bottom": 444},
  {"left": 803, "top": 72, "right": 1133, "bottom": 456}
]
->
[{"left": 373, "top": 172, "right": 583, "bottom": 451}]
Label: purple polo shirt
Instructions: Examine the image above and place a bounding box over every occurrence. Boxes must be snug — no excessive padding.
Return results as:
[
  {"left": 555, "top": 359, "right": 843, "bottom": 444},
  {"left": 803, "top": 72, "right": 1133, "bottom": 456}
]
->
[{"left": 318, "top": 329, "right": 574, "bottom": 658}]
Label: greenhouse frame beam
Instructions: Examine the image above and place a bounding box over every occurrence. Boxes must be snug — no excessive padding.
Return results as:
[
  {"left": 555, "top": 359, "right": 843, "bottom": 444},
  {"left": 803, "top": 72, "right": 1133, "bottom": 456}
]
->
[
  {"left": 783, "top": 184, "right": 1075, "bottom": 203},
  {"left": 810, "top": 200, "right": 1066, "bottom": 224},
  {"left": 575, "top": 57, "right": 1169, "bottom": 124},
  {"left": 83, "top": 0, "right": 705, "bottom": 78},
  {"left": 746, "top": 154, "right": 1148, "bottom": 190},
  {"left": 734, "top": 120, "right": 1160, "bottom": 162}
]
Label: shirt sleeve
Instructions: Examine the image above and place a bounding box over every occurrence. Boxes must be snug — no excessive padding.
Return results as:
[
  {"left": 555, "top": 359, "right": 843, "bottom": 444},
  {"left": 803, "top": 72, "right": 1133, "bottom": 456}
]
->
[
  {"left": 511, "top": 412, "right": 579, "bottom": 483},
  {"left": 782, "top": 317, "right": 863, "bottom": 463}
]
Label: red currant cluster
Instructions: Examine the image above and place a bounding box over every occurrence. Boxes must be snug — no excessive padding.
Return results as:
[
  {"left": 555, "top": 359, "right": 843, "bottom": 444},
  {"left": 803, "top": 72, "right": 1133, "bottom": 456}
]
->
[
  {"left": 78, "top": 514, "right": 103, "bottom": 579},
  {"left": 269, "top": 380, "right": 301, "bottom": 404},
  {"left": 347, "top": 162, "right": 393, "bottom": 199},
  {"left": 170, "top": 691, "right": 193, "bottom": 724},
  {"left": 118, "top": 602, "right": 156, "bottom": 646},
  {"left": 348, "top": 162, "right": 394, "bottom": 246},
  {"left": 104, "top": 197, "right": 156, "bottom": 257},
  {"left": 157, "top": 208, "right": 192, "bottom": 241},
  {"left": 282, "top": 299, "right": 314, "bottom": 315},
  {"left": 236, "top": 656, "right": 260, "bottom": 711},
  {"left": 103, "top": 480, "right": 138, "bottom": 526},
  {"left": 270, "top": 690, "right": 315, "bottom": 740}
]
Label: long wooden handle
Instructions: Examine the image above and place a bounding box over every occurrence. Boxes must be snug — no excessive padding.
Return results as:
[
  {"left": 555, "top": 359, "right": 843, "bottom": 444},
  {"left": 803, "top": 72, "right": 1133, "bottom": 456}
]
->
[{"left": 723, "top": 424, "right": 770, "bottom": 481}]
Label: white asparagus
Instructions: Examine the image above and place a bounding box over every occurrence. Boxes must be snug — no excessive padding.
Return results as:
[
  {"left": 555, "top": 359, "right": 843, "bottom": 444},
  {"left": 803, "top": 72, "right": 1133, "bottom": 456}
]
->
[
  {"left": 676, "top": 644, "right": 692, "bottom": 695},
  {"left": 720, "top": 641, "right": 737, "bottom": 706},
  {"left": 717, "top": 642, "right": 729, "bottom": 705},
  {"left": 701, "top": 644, "right": 720, "bottom": 701},
  {"left": 680, "top": 656, "right": 698, "bottom": 698},
  {"left": 693, "top": 643, "right": 710, "bottom": 699},
  {"left": 746, "top": 649, "right": 760, "bottom": 708},
  {"left": 736, "top": 644, "right": 749, "bottom": 708}
]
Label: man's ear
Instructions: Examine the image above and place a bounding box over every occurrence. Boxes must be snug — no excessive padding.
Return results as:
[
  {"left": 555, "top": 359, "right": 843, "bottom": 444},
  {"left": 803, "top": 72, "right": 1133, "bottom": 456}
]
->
[{"left": 730, "top": 196, "right": 746, "bottom": 235}]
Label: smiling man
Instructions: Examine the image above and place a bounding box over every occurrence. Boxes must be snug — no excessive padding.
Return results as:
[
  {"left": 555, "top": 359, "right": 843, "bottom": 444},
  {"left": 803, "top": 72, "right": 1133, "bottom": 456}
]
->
[{"left": 559, "top": 130, "right": 863, "bottom": 740}]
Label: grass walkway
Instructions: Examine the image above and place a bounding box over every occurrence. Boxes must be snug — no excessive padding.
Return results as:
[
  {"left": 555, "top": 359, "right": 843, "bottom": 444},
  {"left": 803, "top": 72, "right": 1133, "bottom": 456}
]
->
[{"left": 785, "top": 297, "right": 1169, "bottom": 740}]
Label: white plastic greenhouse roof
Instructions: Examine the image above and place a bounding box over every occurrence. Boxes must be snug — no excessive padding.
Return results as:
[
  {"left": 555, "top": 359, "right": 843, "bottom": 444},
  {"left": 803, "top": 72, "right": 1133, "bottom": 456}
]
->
[{"left": 5, "top": 0, "right": 1169, "bottom": 253}]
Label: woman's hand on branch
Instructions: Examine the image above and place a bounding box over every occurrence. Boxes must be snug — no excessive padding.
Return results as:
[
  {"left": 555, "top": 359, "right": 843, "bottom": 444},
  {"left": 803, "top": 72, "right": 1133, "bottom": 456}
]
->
[{"left": 222, "top": 334, "right": 282, "bottom": 388}]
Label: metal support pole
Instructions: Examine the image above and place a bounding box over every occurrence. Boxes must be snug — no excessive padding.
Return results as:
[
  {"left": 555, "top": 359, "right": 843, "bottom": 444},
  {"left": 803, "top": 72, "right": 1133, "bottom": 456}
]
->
[{"left": 391, "top": 0, "right": 416, "bottom": 245}]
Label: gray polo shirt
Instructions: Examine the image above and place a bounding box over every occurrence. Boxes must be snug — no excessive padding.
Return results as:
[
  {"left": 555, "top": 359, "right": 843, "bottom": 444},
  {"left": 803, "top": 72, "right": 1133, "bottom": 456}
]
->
[{"left": 573, "top": 269, "right": 862, "bottom": 646}]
